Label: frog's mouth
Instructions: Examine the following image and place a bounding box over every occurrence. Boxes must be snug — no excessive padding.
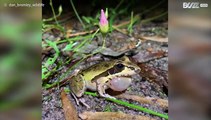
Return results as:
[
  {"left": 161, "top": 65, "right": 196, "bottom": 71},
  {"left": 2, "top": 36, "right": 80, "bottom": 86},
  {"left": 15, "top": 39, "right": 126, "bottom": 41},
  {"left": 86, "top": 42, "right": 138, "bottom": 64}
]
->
[{"left": 114, "top": 74, "right": 134, "bottom": 78}]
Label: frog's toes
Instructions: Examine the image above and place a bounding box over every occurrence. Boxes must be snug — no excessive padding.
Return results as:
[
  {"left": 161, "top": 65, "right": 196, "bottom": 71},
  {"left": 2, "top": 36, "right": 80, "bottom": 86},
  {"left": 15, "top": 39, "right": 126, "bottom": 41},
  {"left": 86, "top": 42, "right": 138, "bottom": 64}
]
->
[
  {"left": 71, "top": 92, "right": 80, "bottom": 105},
  {"left": 79, "top": 98, "right": 90, "bottom": 109}
]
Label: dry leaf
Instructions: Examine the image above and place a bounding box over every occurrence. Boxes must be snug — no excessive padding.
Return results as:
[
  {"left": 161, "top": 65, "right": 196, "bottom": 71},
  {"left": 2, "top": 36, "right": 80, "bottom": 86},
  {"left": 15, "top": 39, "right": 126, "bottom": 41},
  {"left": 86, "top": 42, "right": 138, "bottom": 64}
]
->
[
  {"left": 79, "top": 111, "right": 156, "bottom": 120},
  {"left": 61, "top": 89, "right": 78, "bottom": 120},
  {"left": 116, "top": 93, "right": 168, "bottom": 109},
  {"left": 133, "top": 50, "right": 167, "bottom": 63},
  {"left": 141, "top": 36, "right": 168, "bottom": 42}
]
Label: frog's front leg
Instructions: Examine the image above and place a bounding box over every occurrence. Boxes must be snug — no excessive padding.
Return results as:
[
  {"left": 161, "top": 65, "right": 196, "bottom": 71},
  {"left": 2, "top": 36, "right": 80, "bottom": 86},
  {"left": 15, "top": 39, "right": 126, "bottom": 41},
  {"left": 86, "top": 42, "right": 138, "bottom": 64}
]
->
[{"left": 96, "top": 77, "right": 116, "bottom": 99}]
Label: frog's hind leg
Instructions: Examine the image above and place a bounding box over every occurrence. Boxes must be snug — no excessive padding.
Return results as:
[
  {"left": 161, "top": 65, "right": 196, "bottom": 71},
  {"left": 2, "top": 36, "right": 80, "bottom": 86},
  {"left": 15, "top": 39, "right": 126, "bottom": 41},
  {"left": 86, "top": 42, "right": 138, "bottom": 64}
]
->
[
  {"left": 70, "top": 75, "right": 86, "bottom": 97},
  {"left": 96, "top": 77, "right": 116, "bottom": 99},
  {"left": 70, "top": 75, "right": 86, "bottom": 105}
]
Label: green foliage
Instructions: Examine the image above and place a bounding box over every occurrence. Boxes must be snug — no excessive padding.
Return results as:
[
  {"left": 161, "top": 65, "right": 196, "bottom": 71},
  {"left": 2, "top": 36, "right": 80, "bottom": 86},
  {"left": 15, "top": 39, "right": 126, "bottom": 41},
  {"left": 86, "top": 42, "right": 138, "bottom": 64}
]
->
[
  {"left": 104, "top": 105, "right": 113, "bottom": 112},
  {"left": 42, "top": 40, "right": 59, "bottom": 80},
  {"left": 62, "top": 43, "right": 75, "bottom": 51},
  {"left": 41, "top": 29, "right": 99, "bottom": 81},
  {"left": 82, "top": 16, "right": 97, "bottom": 25},
  {"left": 109, "top": 6, "right": 129, "bottom": 32},
  {"left": 42, "top": 2, "right": 64, "bottom": 34},
  {"left": 82, "top": 12, "right": 100, "bottom": 29},
  {"left": 46, "top": 40, "right": 60, "bottom": 53},
  {"left": 127, "top": 11, "right": 134, "bottom": 35},
  {"left": 43, "top": 5, "right": 63, "bottom": 22},
  {"left": 64, "top": 87, "right": 71, "bottom": 93}
]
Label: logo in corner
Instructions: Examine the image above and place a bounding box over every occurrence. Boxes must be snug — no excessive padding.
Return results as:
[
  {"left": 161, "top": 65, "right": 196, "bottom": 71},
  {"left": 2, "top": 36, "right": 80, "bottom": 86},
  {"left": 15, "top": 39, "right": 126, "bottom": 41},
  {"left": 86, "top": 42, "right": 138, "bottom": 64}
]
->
[{"left": 183, "top": 2, "right": 208, "bottom": 8}]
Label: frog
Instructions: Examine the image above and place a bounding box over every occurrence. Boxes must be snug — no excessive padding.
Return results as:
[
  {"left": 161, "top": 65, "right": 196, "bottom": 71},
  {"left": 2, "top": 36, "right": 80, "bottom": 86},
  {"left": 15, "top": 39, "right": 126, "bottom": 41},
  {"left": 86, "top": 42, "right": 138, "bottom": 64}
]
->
[{"left": 69, "top": 56, "right": 140, "bottom": 99}]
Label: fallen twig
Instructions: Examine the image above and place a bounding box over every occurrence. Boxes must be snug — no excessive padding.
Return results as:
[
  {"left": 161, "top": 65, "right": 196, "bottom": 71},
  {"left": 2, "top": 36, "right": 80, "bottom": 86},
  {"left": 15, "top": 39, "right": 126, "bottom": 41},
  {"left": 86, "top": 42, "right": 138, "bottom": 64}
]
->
[{"left": 66, "top": 30, "right": 95, "bottom": 38}]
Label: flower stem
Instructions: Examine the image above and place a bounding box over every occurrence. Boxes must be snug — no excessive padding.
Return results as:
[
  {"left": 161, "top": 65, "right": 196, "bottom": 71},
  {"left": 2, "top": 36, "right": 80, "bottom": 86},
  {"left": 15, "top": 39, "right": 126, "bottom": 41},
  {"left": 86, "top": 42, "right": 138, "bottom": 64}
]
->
[
  {"left": 70, "top": 0, "right": 86, "bottom": 29},
  {"left": 49, "top": 0, "right": 59, "bottom": 26},
  {"left": 102, "top": 34, "right": 106, "bottom": 49}
]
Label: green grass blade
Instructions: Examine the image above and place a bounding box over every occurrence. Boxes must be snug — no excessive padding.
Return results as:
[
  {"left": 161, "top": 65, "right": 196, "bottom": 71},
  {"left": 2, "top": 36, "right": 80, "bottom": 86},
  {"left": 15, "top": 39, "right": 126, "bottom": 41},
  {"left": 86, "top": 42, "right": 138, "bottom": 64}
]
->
[{"left": 85, "top": 92, "right": 168, "bottom": 119}]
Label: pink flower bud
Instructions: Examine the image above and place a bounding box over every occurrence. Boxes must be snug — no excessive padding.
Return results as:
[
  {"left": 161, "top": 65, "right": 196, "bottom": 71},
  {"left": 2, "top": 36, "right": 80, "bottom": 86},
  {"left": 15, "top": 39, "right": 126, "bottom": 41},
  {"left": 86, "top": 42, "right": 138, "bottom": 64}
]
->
[{"left": 99, "top": 9, "right": 109, "bottom": 34}]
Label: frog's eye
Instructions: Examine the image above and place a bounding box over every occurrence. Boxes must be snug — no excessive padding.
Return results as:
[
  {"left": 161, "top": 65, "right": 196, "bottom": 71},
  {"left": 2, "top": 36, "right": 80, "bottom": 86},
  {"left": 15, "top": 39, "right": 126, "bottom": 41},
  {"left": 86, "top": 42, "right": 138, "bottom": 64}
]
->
[{"left": 116, "top": 63, "right": 124, "bottom": 68}]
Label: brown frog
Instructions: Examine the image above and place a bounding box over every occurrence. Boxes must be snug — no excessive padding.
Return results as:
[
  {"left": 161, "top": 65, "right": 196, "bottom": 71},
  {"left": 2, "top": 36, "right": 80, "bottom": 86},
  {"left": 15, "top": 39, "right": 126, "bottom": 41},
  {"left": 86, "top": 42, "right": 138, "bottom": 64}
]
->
[{"left": 70, "top": 56, "right": 140, "bottom": 99}]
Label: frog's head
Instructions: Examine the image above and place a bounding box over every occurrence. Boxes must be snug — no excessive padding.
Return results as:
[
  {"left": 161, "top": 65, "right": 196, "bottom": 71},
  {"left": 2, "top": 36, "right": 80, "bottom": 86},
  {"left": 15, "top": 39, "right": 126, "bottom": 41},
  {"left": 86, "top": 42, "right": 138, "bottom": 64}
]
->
[
  {"left": 107, "top": 57, "right": 140, "bottom": 92},
  {"left": 113, "top": 56, "right": 141, "bottom": 76}
]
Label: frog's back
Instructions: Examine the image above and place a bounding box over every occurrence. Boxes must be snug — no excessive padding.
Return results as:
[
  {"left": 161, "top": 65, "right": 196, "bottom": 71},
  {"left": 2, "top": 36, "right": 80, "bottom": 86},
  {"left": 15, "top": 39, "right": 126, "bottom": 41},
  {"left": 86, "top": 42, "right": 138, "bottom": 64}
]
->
[{"left": 82, "top": 60, "right": 115, "bottom": 81}]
